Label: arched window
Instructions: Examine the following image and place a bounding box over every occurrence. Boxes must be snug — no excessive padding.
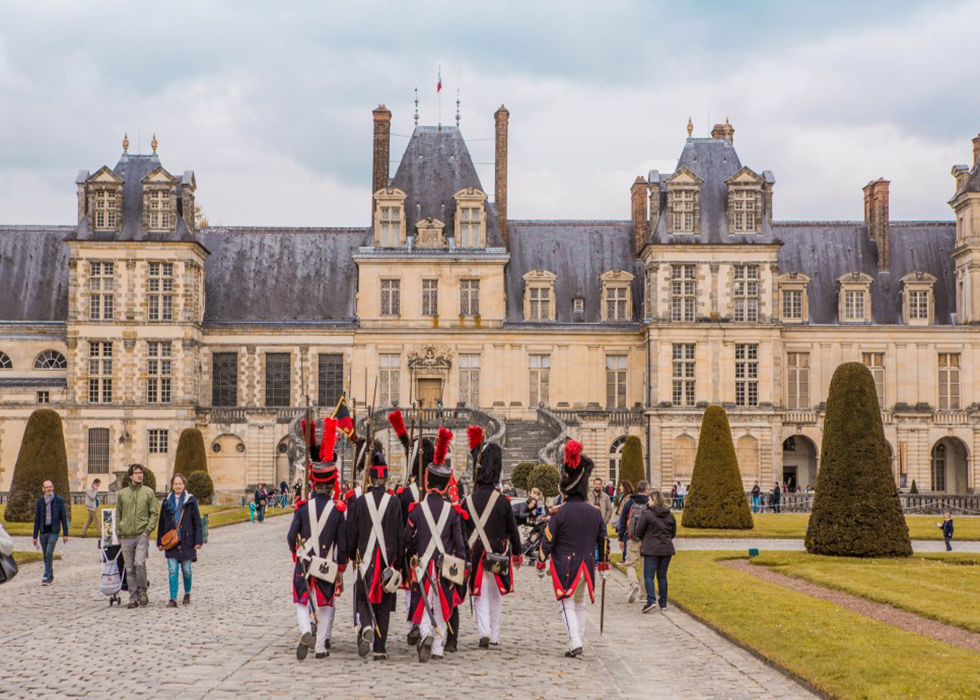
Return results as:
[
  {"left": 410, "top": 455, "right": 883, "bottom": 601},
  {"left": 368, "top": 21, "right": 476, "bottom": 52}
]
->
[
  {"left": 673, "top": 434, "right": 696, "bottom": 479},
  {"left": 931, "top": 442, "right": 946, "bottom": 492},
  {"left": 608, "top": 436, "right": 627, "bottom": 484},
  {"left": 34, "top": 350, "right": 67, "bottom": 370},
  {"left": 0, "top": 351, "right": 10, "bottom": 370}
]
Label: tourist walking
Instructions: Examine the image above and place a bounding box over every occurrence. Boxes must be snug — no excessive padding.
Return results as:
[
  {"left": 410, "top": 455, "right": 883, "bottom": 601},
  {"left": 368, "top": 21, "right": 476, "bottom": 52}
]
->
[
  {"left": 633, "top": 489, "right": 676, "bottom": 612},
  {"left": 80, "top": 478, "right": 101, "bottom": 537},
  {"left": 940, "top": 512, "right": 954, "bottom": 551},
  {"left": 117, "top": 464, "right": 158, "bottom": 609},
  {"left": 676, "top": 483, "right": 687, "bottom": 510},
  {"left": 772, "top": 482, "right": 782, "bottom": 513},
  {"left": 156, "top": 474, "right": 204, "bottom": 607},
  {"left": 32, "top": 480, "right": 68, "bottom": 585},
  {"left": 751, "top": 482, "right": 761, "bottom": 513},
  {"left": 254, "top": 483, "right": 268, "bottom": 523},
  {"left": 615, "top": 480, "right": 633, "bottom": 515},
  {"left": 590, "top": 477, "right": 613, "bottom": 526},
  {"left": 618, "top": 480, "right": 649, "bottom": 603}
]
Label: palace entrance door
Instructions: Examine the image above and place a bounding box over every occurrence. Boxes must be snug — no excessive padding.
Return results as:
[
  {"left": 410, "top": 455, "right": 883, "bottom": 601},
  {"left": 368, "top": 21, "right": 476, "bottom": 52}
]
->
[{"left": 417, "top": 378, "right": 443, "bottom": 408}]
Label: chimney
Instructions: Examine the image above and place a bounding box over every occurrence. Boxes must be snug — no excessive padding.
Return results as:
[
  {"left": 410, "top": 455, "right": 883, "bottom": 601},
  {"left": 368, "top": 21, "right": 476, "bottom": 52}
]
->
[
  {"left": 973, "top": 133, "right": 980, "bottom": 167},
  {"left": 372, "top": 105, "right": 392, "bottom": 222},
  {"left": 494, "top": 105, "right": 509, "bottom": 248},
  {"left": 631, "top": 177, "right": 648, "bottom": 256},
  {"left": 711, "top": 123, "right": 726, "bottom": 139},
  {"left": 863, "top": 178, "right": 890, "bottom": 270}
]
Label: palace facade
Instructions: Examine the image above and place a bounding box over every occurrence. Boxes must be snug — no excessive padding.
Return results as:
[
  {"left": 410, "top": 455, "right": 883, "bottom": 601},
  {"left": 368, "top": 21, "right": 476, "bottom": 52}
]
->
[{"left": 1, "top": 109, "right": 979, "bottom": 501}]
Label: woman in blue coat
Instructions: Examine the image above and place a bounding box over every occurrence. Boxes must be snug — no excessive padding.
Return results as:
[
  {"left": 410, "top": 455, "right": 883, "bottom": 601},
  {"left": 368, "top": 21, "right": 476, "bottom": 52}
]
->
[{"left": 156, "top": 473, "right": 204, "bottom": 607}]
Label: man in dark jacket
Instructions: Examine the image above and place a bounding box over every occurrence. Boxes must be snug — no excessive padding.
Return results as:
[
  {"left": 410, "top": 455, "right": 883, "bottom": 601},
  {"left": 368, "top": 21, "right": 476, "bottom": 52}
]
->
[
  {"left": 32, "top": 480, "right": 69, "bottom": 585},
  {"left": 633, "top": 489, "right": 677, "bottom": 612},
  {"left": 940, "top": 512, "right": 954, "bottom": 551},
  {"left": 255, "top": 483, "right": 269, "bottom": 523},
  {"left": 772, "top": 482, "right": 781, "bottom": 514},
  {"left": 617, "top": 481, "right": 649, "bottom": 603}
]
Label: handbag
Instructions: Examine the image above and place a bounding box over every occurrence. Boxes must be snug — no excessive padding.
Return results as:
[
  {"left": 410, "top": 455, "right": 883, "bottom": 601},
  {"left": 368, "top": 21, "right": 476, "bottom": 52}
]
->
[
  {"left": 436, "top": 552, "right": 467, "bottom": 586},
  {"left": 483, "top": 548, "right": 511, "bottom": 576},
  {"left": 160, "top": 503, "right": 185, "bottom": 551},
  {"left": 0, "top": 553, "right": 17, "bottom": 584}
]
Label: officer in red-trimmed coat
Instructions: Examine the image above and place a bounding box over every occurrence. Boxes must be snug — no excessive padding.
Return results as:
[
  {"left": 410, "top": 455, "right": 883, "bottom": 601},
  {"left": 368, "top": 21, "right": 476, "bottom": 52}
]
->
[
  {"left": 288, "top": 417, "right": 348, "bottom": 661},
  {"left": 538, "top": 440, "right": 609, "bottom": 658},
  {"left": 462, "top": 428, "right": 523, "bottom": 649}
]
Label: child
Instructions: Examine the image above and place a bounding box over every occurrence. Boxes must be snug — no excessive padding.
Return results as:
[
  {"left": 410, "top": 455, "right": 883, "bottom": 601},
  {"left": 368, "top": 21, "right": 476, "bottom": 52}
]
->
[
  {"left": 248, "top": 501, "right": 256, "bottom": 523},
  {"left": 939, "top": 512, "right": 954, "bottom": 551}
]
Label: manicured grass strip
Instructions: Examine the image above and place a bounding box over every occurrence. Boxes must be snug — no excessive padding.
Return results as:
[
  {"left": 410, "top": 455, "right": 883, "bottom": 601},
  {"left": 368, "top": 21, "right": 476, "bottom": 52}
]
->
[
  {"left": 204, "top": 505, "right": 289, "bottom": 529},
  {"left": 750, "top": 551, "right": 980, "bottom": 634},
  {"left": 669, "top": 551, "right": 980, "bottom": 699},
  {"left": 12, "top": 550, "right": 60, "bottom": 565}
]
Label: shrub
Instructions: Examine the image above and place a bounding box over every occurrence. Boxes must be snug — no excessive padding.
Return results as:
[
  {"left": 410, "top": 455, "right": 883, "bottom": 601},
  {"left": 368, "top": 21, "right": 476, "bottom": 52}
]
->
[
  {"left": 122, "top": 466, "right": 157, "bottom": 493},
  {"left": 4, "top": 409, "right": 70, "bottom": 522},
  {"left": 511, "top": 462, "right": 536, "bottom": 492},
  {"left": 527, "top": 463, "right": 559, "bottom": 499},
  {"left": 174, "top": 428, "right": 208, "bottom": 479},
  {"left": 909, "top": 479, "right": 918, "bottom": 494},
  {"left": 805, "top": 363, "right": 911, "bottom": 557},
  {"left": 681, "top": 405, "right": 754, "bottom": 530},
  {"left": 186, "top": 470, "right": 215, "bottom": 505},
  {"left": 619, "top": 435, "right": 645, "bottom": 488}
]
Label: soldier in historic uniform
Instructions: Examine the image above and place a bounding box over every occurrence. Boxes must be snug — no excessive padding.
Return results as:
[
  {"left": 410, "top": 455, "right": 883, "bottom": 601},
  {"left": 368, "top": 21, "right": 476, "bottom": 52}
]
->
[
  {"left": 347, "top": 445, "right": 404, "bottom": 661},
  {"left": 288, "top": 417, "right": 348, "bottom": 661},
  {"left": 538, "top": 440, "right": 609, "bottom": 658},
  {"left": 462, "top": 426, "right": 523, "bottom": 649},
  {"left": 404, "top": 428, "right": 467, "bottom": 662}
]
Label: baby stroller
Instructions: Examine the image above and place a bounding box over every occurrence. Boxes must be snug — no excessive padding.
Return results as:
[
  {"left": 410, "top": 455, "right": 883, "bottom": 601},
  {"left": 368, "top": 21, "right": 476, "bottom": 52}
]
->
[
  {"left": 520, "top": 517, "right": 548, "bottom": 559},
  {"left": 100, "top": 544, "right": 124, "bottom": 606}
]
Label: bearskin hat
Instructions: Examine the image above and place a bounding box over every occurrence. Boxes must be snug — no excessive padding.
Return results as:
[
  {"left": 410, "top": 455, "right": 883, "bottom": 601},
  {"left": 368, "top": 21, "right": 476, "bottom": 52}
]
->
[
  {"left": 410, "top": 437, "right": 435, "bottom": 483},
  {"left": 558, "top": 439, "right": 594, "bottom": 499},
  {"left": 476, "top": 442, "right": 502, "bottom": 486}
]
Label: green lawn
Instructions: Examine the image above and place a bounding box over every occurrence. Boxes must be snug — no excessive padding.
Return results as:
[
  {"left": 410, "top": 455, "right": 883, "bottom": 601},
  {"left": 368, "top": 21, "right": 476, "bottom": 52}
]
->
[
  {"left": 12, "top": 550, "right": 59, "bottom": 565},
  {"left": 665, "top": 551, "right": 980, "bottom": 698},
  {"left": 750, "top": 551, "right": 980, "bottom": 633}
]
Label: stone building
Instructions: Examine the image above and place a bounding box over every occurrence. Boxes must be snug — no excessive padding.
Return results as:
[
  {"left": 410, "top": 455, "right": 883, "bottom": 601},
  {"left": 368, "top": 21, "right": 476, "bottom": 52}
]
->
[{"left": 1, "top": 112, "right": 979, "bottom": 501}]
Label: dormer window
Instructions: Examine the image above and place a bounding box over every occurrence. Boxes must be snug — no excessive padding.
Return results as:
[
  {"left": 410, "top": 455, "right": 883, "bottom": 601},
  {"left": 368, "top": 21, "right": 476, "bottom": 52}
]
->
[
  {"left": 453, "top": 187, "right": 487, "bottom": 248},
  {"left": 731, "top": 189, "right": 758, "bottom": 232},
  {"left": 726, "top": 167, "right": 765, "bottom": 234},
  {"left": 94, "top": 189, "right": 120, "bottom": 230},
  {"left": 837, "top": 272, "right": 873, "bottom": 323},
  {"left": 573, "top": 297, "right": 585, "bottom": 322},
  {"left": 373, "top": 187, "right": 407, "bottom": 247},
  {"left": 141, "top": 167, "right": 179, "bottom": 233},
  {"left": 379, "top": 206, "right": 401, "bottom": 247},
  {"left": 601, "top": 270, "right": 634, "bottom": 322},
  {"left": 523, "top": 270, "right": 557, "bottom": 322},
  {"left": 901, "top": 271, "right": 937, "bottom": 325},
  {"left": 778, "top": 273, "right": 810, "bottom": 323},
  {"left": 148, "top": 190, "right": 172, "bottom": 231},
  {"left": 84, "top": 166, "right": 124, "bottom": 232},
  {"left": 665, "top": 167, "right": 702, "bottom": 234}
]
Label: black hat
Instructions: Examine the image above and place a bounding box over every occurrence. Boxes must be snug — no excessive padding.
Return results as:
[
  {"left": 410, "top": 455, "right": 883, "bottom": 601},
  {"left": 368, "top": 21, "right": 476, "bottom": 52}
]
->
[
  {"left": 410, "top": 437, "right": 435, "bottom": 483},
  {"left": 476, "top": 443, "right": 502, "bottom": 486},
  {"left": 425, "top": 462, "right": 452, "bottom": 493},
  {"left": 369, "top": 446, "right": 388, "bottom": 481}
]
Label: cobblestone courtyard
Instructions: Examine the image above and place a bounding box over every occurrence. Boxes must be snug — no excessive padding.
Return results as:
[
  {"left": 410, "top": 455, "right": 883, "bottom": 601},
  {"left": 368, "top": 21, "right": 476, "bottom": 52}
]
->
[{"left": 2, "top": 517, "right": 810, "bottom": 699}]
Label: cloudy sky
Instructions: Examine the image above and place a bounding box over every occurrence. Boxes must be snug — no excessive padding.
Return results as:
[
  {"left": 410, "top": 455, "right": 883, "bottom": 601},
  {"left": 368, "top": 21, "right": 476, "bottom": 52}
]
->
[{"left": 0, "top": 0, "right": 977, "bottom": 227}]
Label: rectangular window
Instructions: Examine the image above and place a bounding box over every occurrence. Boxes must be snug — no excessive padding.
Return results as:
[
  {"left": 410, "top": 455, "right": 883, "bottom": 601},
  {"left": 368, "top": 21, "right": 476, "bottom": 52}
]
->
[
  {"left": 529, "top": 354, "right": 551, "bottom": 407},
  {"left": 459, "top": 354, "right": 480, "bottom": 407},
  {"left": 148, "top": 190, "right": 171, "bottom": 230},
  {"left": 605, "top": 286, "right": 629, "bottom": 321},
  {"left": 94, "top": 189, "right": 118, "bottom": 230},
  {"left": 422, "top": 279, "right": 439, "bottom": 316},
  {"left": 605, "top": 355, "right": 628, "bottom": 409},
  {"left": 379, "top": 354, "right": 400, "bottom": 406},
  {"left": 787, "top": 352, "right": 810, "bottom": 409},
  {"left": 36, "top": 390, "right": 50, "bottom": 404},
  {"left": 672, "top": 343, "right": 696, "bottom": 407},
  {"left": 671, "top": 189, "right": 697, "bottom": 232},
  {"left": 88, "top": 428, "right": 110, "bottom": 474},
  {"left": 572, "top": 297, "right": 585, "bottom": 322},
  {"left": 212, "top": 352, "right": 239, "bottom": 407},
  {"left": 845, "top": 290, "right": 866, "bottom": 321},
  {"left": 381, "top": 279, "right": 401, "bottom": 316},
  {"left": 264, "top": 352, "right": 291, "bottom": 407},
  {"left": 670, "top": 264, "right": 696, "bottom": 322},
  {"left": 459, "top": 207, "right": 481, "bottom": 248},
  {"left": 938, "top": 353, "right": 960, "bottom": 411},
  {"left": 380, "top": 206, "right": 401, "bottom": 247},
  {"left": 528, "top": 286, "right": 551, "bottom": 321},
  {"left": 148, "top": 429, "right": 169, "bottom": 454},
  {"left": 862, "top": 352, "right": 885, "bottom": 405},
  {"left": 89, "top": 262, "right": 115, "bottom": 321},
  {"left": 732, "top": 190, "right": 757, "bottom": 233},
  {"left": 735, "top": 344, "right": 759, "bottom": 407},
  {"left": 909, "top": 290, "right": 929, "bottom": 321},
  {"left": 148, "top": 262, "right": 175, "bottom": 322},
  {"left": 88, "top": 341, "right": 112, "bottom": 403},
  {"left": 460, "top": 279, "right": 480, "bottom": 316},
  {"left": 317, "top": 353, "right": 344, "bottom": 409},
  {"left": 782, "top": 289, "right": 803, "bottom": 320},
  {"left": 733, "top": 264, "right": 759, "bottom": 322},
  {"left": 146, "top": 341, "right": 172, "bottom": 404}
]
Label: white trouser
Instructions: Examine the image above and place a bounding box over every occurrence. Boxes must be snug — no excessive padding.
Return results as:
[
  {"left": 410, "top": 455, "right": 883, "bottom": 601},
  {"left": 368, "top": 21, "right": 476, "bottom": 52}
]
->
[
  {"left": 473, "top": 570, "right": 503, "bottom": 643},
  {"left": 418, "top": 583, "right": 447, "bottom": 655},
  {"left": 558, "top": 584, "right": 588, "bottom": 651},
  {"left": 624, "top": 540, "right": 645, "bottom": 597},
  {"left": 405, "top": 589, "right": 416, "bottom": 632},
  {"left": 296, "top": 600, "right": 335, "bottom": 654}
]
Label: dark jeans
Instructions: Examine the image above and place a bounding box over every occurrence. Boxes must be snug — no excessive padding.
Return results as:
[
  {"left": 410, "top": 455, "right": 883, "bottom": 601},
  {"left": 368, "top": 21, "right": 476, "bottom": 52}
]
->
[
  {"left": 945, "top": 536, "right": 952, "bottom": 552},
  {"left": 256, "top": 504, "right": 266, "bottom": 522},
  {"left": 38, "top": 531, "right": 58, "bottom": 581},
  {"left": 643, "top": 554, "right": 671, "bottom": 607},
  {"left": 773, "top": 499, "right": 781, "bottom": 513}
]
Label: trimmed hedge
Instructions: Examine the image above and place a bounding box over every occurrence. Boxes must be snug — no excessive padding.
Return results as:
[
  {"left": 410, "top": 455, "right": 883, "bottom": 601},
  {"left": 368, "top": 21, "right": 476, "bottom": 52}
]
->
[
  {"left": 910, "top": 479, "right": 919, "bottom": 495},
  {"left": 122, "top": 466, "right": 157, "bottom": 493},
  {"left": 527, "top": 463, "right": 560, "bottom": 499},
  {"left": 620, "top": 435, "right": 645, "bottom": 487},
  {"left": 806, "top": 362, "right": 911, "bottom": 557},
  {"left": 174, "top": 428, "right": 208, "bottom": 479},
  {"left": 4, "top": 409, "right": 70, "bottom": 522},
  {"left": 186, "top": 470, "right": 214, "bottom": 505},
  {"left": 511, "top": 462, "right": 536, "bottom": 492},
  {"left": 682, "top": 405, "right": 754, "bottom": 529}
]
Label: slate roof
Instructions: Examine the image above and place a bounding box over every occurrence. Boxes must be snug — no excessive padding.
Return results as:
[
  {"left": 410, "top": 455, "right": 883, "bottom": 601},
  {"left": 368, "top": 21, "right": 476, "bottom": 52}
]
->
[
  {"left": 505, "top": 221, "right": 643, "bottom": 323},
  {"left": 650, "top": 137, "right": 779, "bottom": 245},
  {"left": 0, "top": 226, "right": 71, "bottom": 321},
  {"left": 389, "top": 126, "right": 502, "bottom": 247},
  {"left": 198, "top": 227, "right": 371, "bottom": 324},
  {"left": 775, "top": 221, "right": 957, "bottom": 324},
  {"left": 66, "top": 153, "right": 200, "bottom": 244}
]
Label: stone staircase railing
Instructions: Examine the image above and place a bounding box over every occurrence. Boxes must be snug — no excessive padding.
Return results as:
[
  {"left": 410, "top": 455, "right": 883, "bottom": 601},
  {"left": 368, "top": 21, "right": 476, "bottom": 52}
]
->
[{"left": 536, "top": 407, "right": 569, "bottom": 466}]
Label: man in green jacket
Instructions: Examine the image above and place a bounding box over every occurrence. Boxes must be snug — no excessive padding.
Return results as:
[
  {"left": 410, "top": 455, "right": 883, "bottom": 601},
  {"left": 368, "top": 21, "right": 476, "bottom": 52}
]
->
[{"left": 117, "top": 464, "right": 158, "bottom": 609}]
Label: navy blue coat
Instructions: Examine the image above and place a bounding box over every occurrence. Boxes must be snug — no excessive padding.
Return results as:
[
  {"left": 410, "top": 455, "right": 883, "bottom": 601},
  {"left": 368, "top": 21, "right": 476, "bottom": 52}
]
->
[
  {"left": 540, "top": 494, "right": 608, "bottom": 602},
  {"left": 287, "top": 493, "right": 348, "bottom": 607},
  {"left": 33, "top": 495, "right": 68, "bottom": 539},
  {"left": 156, "top": 493, "right": 204, "bottom": 561}
]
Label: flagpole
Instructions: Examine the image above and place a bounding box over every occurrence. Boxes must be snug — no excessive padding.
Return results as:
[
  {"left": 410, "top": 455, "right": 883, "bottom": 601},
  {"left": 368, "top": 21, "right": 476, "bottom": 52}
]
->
[{"left": 438, "top": 64, "right": 442, "bottom": 128}]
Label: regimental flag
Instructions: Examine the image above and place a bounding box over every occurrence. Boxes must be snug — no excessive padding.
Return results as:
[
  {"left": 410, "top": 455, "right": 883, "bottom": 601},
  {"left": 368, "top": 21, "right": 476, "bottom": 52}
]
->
[
  {"left": 332, "top": 394, "right": 356, "bottom": 441},
  {"left": 437, "top": 66, "right": 442, "bottom": 93}
]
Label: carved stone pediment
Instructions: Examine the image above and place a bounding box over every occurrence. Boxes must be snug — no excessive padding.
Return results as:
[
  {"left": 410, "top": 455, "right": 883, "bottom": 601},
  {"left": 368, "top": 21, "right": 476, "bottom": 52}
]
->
[
  {"left": 408, "top": 344, "right": 453, "bottom": 372},
  {"left": 415, "top": 217, "right": 446, "bottom": 248}
]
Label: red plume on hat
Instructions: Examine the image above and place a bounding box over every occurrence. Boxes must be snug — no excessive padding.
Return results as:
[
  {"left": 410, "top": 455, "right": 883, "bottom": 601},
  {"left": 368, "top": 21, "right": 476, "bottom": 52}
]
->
[
  {"left": 387, "top": 409, "right": 406, "bottom": 437},
  {"left": 564, "top": 440, "right": 583, "bottom": 469},
  {"left": 434, "top": 427, "right": 453, "bottom": 465},
  {"left": 321, "top": 417, "right": 338, "bottom": 463},
  {"left": 466, "top": 425, "right": 483, "bottom": 452}
]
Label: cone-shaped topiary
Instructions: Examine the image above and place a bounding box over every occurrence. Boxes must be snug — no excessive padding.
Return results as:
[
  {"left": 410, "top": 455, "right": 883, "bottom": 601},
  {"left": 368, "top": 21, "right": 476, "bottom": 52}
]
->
[
  {"left": 186, "top": 470, "right": 214, "bottom": 505},
  {"left": 4, "top": 409, "right": 70, "bottom": 522},
  {"left": 619, "top": 435, "right": 645, "bottom": 488},
  {"left": 173, "top": 428, "right": 208, "bottom": 479},
  {"left": 511, "top": 462, "right": 536, "bottom": 492},
  {"left": 909, "top": 479, "right": 918, "bottom": 494},
  {"left": 806, "top": 363, "right": 911, "bottom": 557},
  {"left": 122, "top": 466, "right": 157, "bottom": 493},
  {"left": 527, "top": 463, "right": 560, "bottom": 499},
  {"left": 682, "top": 405, "right": 754, "bottom": 529}
]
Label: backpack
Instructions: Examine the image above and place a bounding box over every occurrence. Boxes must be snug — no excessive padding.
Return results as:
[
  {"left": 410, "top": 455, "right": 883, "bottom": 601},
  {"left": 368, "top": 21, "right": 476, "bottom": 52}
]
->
[
  {"left": 100, "top": 559, "right": 122, "bottom": 596},
  {"left": 627, "top": 499, "right": 645, "bottom": 541}
]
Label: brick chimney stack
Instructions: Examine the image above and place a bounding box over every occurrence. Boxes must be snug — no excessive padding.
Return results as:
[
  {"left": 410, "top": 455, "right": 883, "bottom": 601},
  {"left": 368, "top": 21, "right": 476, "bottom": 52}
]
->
[
  {"left": 631, "top": 177, "right": 648, "bottom": 256},
  {"left": 863, "top": 178, "right": 890, "bottom": 271},
  {"left": 495, "top": 105, "right": 509, "bottom": 248},
  {"left": 372, "top": 105, "right": 392, "bottom": 222},
  {"left": 711, "top": 123, "right": 726, "bottom": 139},
  {"left": 973, "top": 133, "right": 980, "bottom": 167}
]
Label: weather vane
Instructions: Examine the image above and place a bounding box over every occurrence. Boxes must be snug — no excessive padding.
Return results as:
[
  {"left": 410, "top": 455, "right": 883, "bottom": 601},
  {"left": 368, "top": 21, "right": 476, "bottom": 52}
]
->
[
  {"left": 414, "top": 87, "right": 419, "bottom": 127},
  {"left": 455, "top": 89, "right": 460, "bottom": 127}
]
